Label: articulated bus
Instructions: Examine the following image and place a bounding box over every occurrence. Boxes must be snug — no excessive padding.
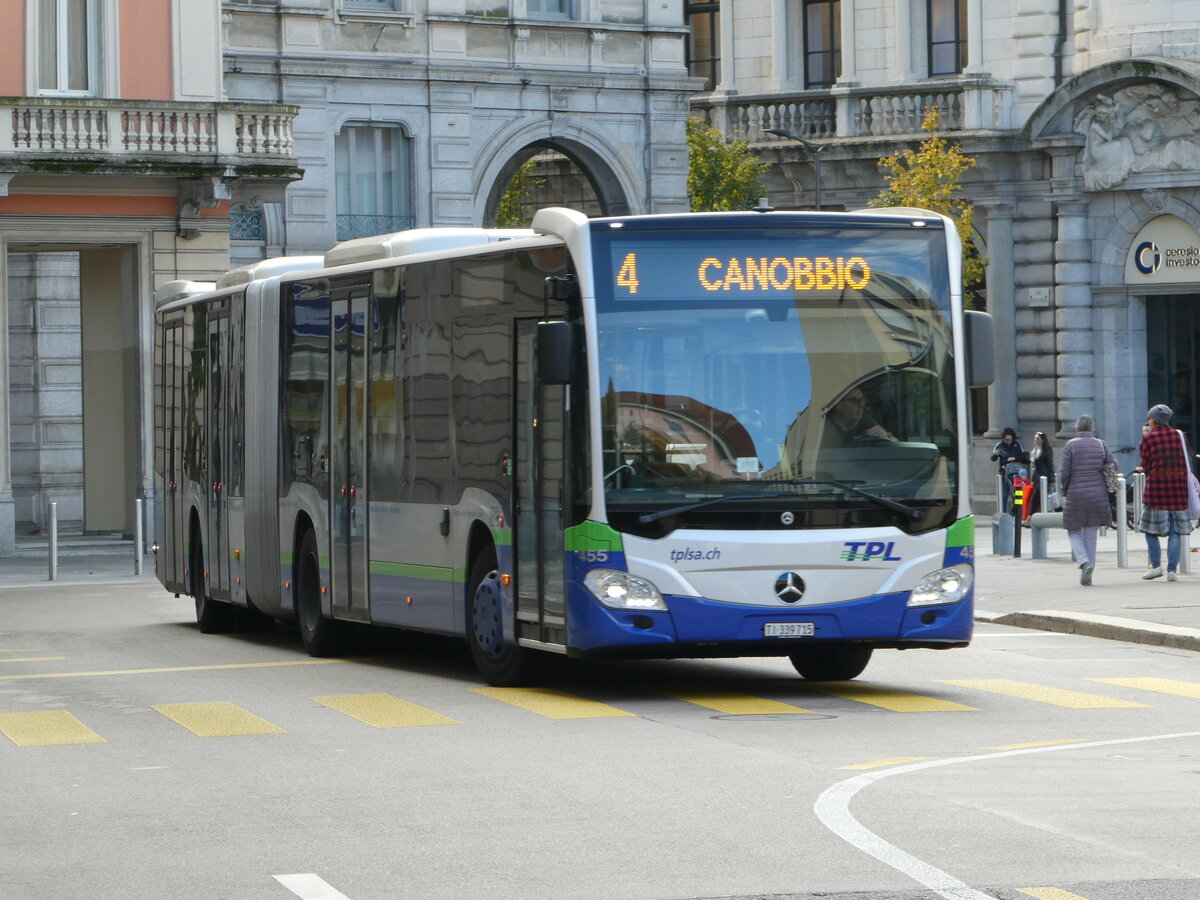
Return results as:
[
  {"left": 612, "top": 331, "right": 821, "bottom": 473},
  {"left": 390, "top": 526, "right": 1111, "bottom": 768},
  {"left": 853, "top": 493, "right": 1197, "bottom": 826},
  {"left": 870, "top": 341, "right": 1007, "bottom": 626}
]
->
[{"left": 153, "top": 207, "right": 994, "bottom": 685}]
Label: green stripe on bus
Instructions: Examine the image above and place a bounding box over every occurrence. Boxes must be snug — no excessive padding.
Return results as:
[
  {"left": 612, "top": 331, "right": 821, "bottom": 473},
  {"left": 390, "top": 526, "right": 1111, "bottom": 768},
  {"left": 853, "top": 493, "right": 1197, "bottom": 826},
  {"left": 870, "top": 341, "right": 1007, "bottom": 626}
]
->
[
  {"left": 369, "top": 561, "right": 466, "bottom": 582},
  {"left": 945, "top": 516, "right": 973, "bottom": 548},
  {"left": 564, "top": 520, "right": 624, "bottom": 553},
  {"left": 491, "top": 529, "right": 513, "bottom": 547}
]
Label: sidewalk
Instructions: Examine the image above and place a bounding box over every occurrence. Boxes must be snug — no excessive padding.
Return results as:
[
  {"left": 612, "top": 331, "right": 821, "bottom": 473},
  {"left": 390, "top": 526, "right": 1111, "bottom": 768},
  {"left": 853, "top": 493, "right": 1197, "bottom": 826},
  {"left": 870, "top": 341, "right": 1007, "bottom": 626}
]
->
[
  {"left": 974, "top": 516, "right": 1200, "bottom": 652},
  {"left": 2, "top": 524, "right": 1198, "bottom": 653}
]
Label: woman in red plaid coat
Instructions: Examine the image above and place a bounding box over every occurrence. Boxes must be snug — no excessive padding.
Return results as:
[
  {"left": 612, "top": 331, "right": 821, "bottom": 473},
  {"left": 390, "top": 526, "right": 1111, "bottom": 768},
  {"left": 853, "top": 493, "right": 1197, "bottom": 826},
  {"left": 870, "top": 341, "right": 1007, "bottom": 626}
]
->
[{"left": 1137, "top": 404, "right": 1196, "bottom": 581}]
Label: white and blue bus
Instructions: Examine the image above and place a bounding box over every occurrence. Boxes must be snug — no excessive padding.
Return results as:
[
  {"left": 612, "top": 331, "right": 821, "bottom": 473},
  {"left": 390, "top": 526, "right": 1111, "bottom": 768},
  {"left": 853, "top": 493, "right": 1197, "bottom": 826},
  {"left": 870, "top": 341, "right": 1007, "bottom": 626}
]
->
[{"left": 153, "top": 207, "right": 993, "bottom": 685}]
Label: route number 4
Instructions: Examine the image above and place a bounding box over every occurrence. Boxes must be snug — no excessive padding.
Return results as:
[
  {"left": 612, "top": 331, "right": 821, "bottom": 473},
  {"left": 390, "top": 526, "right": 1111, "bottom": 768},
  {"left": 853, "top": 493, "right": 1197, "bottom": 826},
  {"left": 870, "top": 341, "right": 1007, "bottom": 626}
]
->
[{"left": 617, "top": 252, "right": 639, "bottom": 294}]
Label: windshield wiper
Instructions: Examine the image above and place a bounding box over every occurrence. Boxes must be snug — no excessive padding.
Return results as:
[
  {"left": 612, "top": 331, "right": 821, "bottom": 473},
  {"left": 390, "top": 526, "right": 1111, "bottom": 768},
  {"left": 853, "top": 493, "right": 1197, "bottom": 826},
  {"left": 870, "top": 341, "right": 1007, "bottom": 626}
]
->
[
  {"left": 637, "top": 493, "right": 785, "bottom": 524},
  {"left": 787, "top": 477, "right": 924, "bottom": 521},
  {"left": 636, "top": 478, "right": 923, "bottom": 524}
]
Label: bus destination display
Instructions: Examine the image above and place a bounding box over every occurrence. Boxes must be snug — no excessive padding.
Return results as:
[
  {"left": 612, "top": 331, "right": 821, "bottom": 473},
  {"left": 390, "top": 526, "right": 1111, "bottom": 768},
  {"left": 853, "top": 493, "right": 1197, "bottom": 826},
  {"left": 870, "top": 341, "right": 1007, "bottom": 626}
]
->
[{"left": 611, "top": 243, "right": 884, "bottom": 300}]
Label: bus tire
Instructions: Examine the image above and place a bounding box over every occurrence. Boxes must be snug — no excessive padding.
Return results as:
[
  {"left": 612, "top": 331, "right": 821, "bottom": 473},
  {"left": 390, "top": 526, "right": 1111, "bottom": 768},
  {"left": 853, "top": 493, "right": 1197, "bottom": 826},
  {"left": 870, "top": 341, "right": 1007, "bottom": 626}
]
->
[
  {"left": 192, "top": 532, "right": 236, "bottom": 634},
  {"left": 789, "top": 644, "right": 872, "bottom": 681},
  {"left": 296, "top": 530, "right": 343, "bottom": 657},
  {"left": 467, "top": 547, "right": 541, "bottom": 687}
]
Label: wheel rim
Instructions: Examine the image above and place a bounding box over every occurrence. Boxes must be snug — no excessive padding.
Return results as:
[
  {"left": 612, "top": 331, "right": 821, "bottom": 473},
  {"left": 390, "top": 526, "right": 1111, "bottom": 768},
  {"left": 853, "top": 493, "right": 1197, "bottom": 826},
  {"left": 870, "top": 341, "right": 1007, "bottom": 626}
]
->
[{"left": 471, "top": 570, "right": 504, "bottom": 659}]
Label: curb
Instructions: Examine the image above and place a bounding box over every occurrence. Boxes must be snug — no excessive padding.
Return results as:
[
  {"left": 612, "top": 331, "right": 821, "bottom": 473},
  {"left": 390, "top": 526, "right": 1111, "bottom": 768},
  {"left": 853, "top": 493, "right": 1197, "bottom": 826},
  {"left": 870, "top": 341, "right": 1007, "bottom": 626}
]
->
[{"left": 976, "top": 609, "right": 1200, "bottom": 652}]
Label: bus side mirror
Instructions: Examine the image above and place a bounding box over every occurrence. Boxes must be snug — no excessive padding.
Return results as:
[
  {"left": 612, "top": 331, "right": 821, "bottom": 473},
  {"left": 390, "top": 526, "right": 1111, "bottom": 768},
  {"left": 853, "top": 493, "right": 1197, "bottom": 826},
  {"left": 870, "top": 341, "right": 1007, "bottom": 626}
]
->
[
  {"left": 537, "top": 320, "right": 572, "bottom": 385},
  {"left": 965, "top": 310, "right": 994, "bottom": 388}
]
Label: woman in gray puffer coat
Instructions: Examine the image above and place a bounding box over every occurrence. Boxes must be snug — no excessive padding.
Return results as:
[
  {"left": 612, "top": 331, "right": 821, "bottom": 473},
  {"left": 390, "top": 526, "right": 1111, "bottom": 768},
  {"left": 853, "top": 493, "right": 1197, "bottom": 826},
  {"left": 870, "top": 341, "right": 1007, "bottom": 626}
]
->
[{"left": 1058, "top": 414, "right": 1116, "bottom": 585}]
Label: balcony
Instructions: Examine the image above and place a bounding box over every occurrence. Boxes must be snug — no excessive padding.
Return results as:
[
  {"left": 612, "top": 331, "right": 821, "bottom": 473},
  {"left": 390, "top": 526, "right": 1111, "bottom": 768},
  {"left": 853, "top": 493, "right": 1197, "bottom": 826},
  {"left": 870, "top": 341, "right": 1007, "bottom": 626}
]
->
[
  {"left": 691, "top": 77, "right": 1013, "bottom": 144},
  {"left": 0, "top": 97, "right": 300, "bottom": 177}
]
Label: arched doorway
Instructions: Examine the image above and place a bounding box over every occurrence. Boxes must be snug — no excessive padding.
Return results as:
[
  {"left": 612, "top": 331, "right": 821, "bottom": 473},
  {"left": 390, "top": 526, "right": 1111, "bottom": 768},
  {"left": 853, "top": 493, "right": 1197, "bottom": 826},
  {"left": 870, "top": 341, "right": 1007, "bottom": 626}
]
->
[{"left": 484, "top": 138, "right": 631, "bottom": 226}]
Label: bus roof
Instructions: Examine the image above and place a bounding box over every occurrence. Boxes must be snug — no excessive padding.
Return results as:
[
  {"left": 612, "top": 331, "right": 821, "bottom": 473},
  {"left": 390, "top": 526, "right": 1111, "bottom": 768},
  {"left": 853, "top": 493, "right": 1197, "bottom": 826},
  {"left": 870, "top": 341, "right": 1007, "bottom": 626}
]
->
[
  {"left": 323, "top": 227, "right": 537, "bottom": 269},
  {"left": 154, "top": 280, "right": 216, "bottom": 306},
  {"left": 216, "top": 255, "right": 325, "bottom": 289}
]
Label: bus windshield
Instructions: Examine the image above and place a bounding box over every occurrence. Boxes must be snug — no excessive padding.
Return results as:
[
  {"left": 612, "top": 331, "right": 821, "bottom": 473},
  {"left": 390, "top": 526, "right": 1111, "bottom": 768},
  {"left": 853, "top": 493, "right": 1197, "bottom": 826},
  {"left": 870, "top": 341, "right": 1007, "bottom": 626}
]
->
[{"left": 591, "top": 221, "right": 957, "bottom": 529}]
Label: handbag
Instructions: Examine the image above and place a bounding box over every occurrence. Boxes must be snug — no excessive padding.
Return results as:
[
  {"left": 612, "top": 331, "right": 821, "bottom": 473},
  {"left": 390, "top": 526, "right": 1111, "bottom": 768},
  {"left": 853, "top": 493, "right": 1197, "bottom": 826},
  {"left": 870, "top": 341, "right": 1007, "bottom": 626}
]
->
[
  {"left": 1175, "top": 429, "right": 1200, "bottom": 520},
  {"left": 1102, "top": 459, "right": 1120, "bottom": 496}
]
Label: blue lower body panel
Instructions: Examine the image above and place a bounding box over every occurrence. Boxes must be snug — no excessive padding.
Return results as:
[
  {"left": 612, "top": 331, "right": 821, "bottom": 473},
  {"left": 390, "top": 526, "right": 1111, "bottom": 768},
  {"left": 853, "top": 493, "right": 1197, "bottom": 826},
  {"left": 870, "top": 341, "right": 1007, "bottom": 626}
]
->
[{"left": 566, "top": 587, "right": 973, "bottom": 658}]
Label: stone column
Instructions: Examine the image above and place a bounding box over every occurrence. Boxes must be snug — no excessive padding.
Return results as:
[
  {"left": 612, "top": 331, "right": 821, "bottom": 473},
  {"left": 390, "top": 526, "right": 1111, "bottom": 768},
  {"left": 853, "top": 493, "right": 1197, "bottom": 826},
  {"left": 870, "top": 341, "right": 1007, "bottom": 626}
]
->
[
  {"left": 771, "top": 0, "right": 793, "bottom": 89},
  {"left": 981, "top": 202, "right": 1016, "bottom": 437},
  {"left": 836, "top": 0, "right": 857, "bottom": 86},
  {"left": 1053, "top": 200, "right": 1096, "bottom": 434},
  {"left": 963, "top": 0, "right": 985, "bottom": 74},
  {"left": 892, "top": 0, "right": 916, "bottom": 83},
  {"left": 715, "top": 1, "right": 736, "bottom": 94}
]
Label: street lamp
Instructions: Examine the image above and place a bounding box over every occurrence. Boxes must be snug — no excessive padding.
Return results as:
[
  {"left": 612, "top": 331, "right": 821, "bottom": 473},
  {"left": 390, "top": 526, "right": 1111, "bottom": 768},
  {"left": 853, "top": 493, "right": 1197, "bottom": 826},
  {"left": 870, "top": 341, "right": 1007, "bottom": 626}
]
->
[{"left": 765, "top": 128, "right": 828, "bottom": 211}]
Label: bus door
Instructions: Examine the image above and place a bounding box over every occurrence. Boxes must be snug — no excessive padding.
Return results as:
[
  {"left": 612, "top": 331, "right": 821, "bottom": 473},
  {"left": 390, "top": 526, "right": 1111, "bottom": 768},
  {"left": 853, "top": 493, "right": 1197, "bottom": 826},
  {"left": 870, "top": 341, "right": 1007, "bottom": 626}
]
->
[
  {"left": 163, "top": 319, "right": 185, "bottom": 588},
  {"left": 206, "top": 310, "right": 230, "bottom": 600},
  {"left": 513, "top": 319, "right": 567, "bottom": 644},
  {"left": 330, "top": 287, "right": 370, "bottom": 623}
]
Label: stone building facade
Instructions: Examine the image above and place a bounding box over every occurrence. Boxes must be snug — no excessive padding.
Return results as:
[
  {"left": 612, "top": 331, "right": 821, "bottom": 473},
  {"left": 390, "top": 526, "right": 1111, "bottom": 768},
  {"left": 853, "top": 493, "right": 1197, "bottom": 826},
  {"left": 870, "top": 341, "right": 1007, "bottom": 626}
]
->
[
  {"left": 220, "top": 0, "right": 694, "bottom": 259},
  {"left": 0, "top": 0, "right": 695, "bottom": 553},
  {"left": 0, "top": 0, "right": 299, "bottom": 551},
  {"left": 690, "top": 1, "right": 1200, "bottom": 507}
]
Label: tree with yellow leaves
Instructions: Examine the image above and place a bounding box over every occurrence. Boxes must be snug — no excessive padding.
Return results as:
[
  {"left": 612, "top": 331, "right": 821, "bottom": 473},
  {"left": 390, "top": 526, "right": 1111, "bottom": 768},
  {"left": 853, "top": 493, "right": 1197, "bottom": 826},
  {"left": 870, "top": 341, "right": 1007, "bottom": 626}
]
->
[{"left": 870, "top": 108, "right": 986, "bottom": 305}]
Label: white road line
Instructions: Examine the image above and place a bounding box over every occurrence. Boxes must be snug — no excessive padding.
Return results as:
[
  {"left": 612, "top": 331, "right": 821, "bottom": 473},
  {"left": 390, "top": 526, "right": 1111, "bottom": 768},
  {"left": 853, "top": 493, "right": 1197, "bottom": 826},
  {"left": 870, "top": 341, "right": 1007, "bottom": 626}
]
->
[
  {"left": 814, "top": 730, "right": 1200, "bottom": 900},
  {"left": 274, "top": 874, "right": 353, "bottom": 900}
]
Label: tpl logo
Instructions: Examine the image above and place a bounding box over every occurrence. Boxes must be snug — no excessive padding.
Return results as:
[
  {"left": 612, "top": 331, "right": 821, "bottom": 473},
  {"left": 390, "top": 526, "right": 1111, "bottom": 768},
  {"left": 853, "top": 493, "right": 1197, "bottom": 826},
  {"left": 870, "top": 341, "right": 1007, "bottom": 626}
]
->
[{"left": 841, "top": 541, "right": 902, "bottom": 562}]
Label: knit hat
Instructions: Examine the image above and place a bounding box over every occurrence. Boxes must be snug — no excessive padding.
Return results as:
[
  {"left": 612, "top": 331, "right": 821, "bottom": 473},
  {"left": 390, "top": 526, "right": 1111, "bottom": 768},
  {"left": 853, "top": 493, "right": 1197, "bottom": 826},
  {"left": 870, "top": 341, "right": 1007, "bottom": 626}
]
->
[{"left": 1148, "top": 404, "right": 1173, "bottom": 425}]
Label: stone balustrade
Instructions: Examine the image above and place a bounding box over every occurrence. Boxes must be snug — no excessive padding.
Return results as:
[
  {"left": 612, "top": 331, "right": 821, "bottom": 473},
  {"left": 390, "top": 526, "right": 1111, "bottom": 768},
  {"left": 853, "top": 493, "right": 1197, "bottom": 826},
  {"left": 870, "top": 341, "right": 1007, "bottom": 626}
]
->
[
  {"left": 692, "top": 78, "right": 1012, "bottom": 143},
  {"left": 0, "top": 98, "right": 297, "bottom": 162}
]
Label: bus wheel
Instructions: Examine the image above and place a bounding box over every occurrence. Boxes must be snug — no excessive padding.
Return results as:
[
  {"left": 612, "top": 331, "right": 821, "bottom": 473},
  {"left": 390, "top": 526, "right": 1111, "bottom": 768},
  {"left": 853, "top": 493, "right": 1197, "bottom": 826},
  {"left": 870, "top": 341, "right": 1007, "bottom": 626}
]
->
[
  {"left": 789, "top": 644, "right": 872, "bottom": 681},
  {"left": 296, "top": 530, "right": 343, "bottom": 657},
  {"left": 192, "top": 535, "right": 235, "bottom": 634},
  {"left": 467, "top": 548, "right": 541, "bottom": 687}
]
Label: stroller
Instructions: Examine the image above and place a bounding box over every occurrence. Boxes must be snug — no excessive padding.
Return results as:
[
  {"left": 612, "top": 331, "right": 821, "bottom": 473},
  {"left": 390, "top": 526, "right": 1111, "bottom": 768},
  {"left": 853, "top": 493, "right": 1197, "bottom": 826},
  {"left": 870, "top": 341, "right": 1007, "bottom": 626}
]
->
[{"left": 1003, "top": 461, "right": 1030, "bottom": 517}]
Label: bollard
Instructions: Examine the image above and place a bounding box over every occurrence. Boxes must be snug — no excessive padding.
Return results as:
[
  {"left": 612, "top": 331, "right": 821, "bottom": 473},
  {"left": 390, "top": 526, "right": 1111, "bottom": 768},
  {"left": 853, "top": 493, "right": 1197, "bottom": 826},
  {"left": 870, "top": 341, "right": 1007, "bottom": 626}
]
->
[
  {"left": 1116, "top": 476, "right": 1128, "bottom": 568},
  {"left": 993, "top": 512, "right": 1014, "bottom": 555},
  {"left": 1012, "top": 486, "right": 1023, "bottom": 557},
  {"left": 49, "top": 501, "right": 58, "bottom": 581},
  {"left": 135, "top": 498, "right": 143, "bottom": 576},
  {"left": 1029, "top": 512, "right": 1062, "bottom": 559},
  {"left": 1040, "top": 475, "right": 1049, "bottom": 512}
]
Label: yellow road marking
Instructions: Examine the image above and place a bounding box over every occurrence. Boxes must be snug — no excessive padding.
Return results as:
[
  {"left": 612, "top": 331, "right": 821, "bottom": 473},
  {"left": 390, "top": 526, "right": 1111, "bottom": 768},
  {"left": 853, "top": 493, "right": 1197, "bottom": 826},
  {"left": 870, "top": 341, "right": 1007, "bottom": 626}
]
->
[
  {"left": 313, "top": 694, "right": 460, "bottom": 728},
  {"left": 818, "top": 685, "right": 977, "bottom": 712},
  {"left": 839, "top": 757, "right": 928, "bottom": 770},
  {"left": 1092, "top": 677, "right": 1200, "bottom": 699},
  {"left": 984, "top": 739, "right": 1086, "bottom": 751},
  {"left": 662, "top": 690, "right": 813, "bottom": 715},
  {"left": 942, "top": 679, "right": 1148, "bottom": 709},
  {"left": 0, "top": 657, "right": 65, "bottom": 663},
  {"left": 0, "top": 659, "right": 347, "bottom": 681},
  {"left": 472, "top": 687, "right": 636, "bottom": 719},
  {"left": 0, "top": 649, "right": 41, "bottom": 652},
  {"left": 152, "top": 702, "right": 286, "bottom": 737},
  {"left": 1017, "top": 888, "right": 1091, "bottom": 900},
  {"left": 0, "top": 710, "right": 106, "bottom": 747}
]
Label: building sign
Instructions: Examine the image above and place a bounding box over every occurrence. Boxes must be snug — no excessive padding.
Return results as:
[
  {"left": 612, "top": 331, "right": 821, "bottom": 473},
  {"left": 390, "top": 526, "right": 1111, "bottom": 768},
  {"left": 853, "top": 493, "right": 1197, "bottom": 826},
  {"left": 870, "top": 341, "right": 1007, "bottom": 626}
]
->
[{"left": 1125, "top": 215, "right": 1200, "bottom": 285}]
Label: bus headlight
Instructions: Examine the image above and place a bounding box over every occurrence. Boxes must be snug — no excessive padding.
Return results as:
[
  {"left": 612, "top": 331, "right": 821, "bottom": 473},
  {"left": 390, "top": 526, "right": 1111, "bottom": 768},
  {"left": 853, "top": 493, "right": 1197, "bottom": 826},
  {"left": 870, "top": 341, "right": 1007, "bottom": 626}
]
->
[
  {"left": 908, "top": 565, "right": 973, "bottom": 607},
  {"left": 583, "top": 569, "right": 667, "bottom": 611}
]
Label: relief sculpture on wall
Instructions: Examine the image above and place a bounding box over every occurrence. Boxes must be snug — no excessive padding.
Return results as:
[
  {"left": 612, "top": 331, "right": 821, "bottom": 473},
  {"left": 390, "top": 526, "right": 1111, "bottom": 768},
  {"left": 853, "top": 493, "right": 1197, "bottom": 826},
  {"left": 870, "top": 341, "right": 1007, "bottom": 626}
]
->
[{"left": 1074, "top": 83, "right": 1200, "bottom": 191}]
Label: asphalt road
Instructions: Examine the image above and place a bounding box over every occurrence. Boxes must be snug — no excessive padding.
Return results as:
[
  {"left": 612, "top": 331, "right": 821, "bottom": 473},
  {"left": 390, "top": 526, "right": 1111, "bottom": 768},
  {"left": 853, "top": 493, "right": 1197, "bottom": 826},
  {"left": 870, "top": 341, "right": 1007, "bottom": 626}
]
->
[{"left": 2, "top": 579, "right": 1199, "bottom": 900}]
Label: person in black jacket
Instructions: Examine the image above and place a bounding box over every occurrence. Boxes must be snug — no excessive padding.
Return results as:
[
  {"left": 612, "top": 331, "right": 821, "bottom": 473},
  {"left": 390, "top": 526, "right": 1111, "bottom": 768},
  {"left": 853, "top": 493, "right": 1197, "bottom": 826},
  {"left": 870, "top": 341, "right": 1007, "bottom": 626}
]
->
[
  {"left": 1026, "top": 430, "right": 1056, "bottom": 519},
  {"left": 991, "top": 427, "right": 1029, "bottom": 513}
]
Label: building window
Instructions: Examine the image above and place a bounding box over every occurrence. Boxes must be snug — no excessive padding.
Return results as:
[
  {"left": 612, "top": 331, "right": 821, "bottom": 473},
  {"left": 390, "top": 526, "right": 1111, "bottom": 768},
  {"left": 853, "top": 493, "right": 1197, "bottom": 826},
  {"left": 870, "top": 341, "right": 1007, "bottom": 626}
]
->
[
  {"left": 343, "top": 0, "right": 395, "bottom": 8},
  {"left": 928, "top": 0, "right": 966, "bottom": 75},
  {"left": 38, "top": 0, "right": 94, "bottom": 95},
  {"left": 335, "top": 126, "right": 414, "bottom": 241},
  {"left": 527, "top": 0, "right": 573, "bottom": 18},
  {"left": 803, "top": 0, "right": 840, "bottom": 89},
  {"left": 685, "top": 0, "right": 720, "bottom": 90}
]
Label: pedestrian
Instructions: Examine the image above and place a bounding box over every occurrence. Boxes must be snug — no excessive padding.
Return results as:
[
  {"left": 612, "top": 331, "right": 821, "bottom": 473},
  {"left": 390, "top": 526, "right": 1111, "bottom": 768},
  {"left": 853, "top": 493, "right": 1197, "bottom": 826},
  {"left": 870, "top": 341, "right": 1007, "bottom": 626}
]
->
[
  {"left": 1136, "top": 404, "right": 1195, "bottom": 581},
  {"left": 1058, "top": 414, "right": 1116, "bottom": 586},
  {"left": 1026, "top": 430, "right": 1056, "bottom": 519},
  {"left": 990, "top": 427, "right": 1029, "bottom": 514}
]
